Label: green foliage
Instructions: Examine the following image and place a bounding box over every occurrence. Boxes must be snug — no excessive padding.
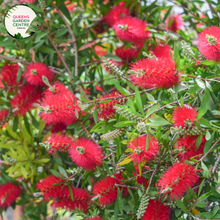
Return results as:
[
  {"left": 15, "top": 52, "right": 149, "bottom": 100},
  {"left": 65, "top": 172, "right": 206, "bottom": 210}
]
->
[{"left": 0, "top": 0, "right": 220, "bottom": 219}]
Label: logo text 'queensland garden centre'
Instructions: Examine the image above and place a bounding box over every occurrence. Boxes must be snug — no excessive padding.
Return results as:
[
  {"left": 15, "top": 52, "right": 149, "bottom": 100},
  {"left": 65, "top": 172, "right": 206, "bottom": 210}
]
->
[{"left": 4, "top": 5, "right": 36, "bottom": 38}]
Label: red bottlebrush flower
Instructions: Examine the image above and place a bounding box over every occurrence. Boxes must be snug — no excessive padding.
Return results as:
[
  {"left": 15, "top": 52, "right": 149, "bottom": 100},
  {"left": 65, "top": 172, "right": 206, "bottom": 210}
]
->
[
  {"left": 98, "top": 91, "right": 125, "bottom": 120},
  {"left": 198, "top": 26, "right": 220, "bottom": 61},
  {"left": 129, "top": 57, "right": 179, "bottom": 89},
  {"left": 10, "top": 85, "right": 41, "bottom": 116},
  {"left": 69, "top": 138, "right": 103, "bottom": 170},
  {"left": 113, "top": 17, "right": 149, "bottom": 42},
  {"left": 174, "top": 135, "right": 206, "bottom": 161},
  {"left": 172, "top": 105, "right": 198, "bottom": 128},
  {"left": 105, "top": 2, "right": 130, "bottom": 27},
  {"left": 43, "top": 133, "right": 74, "bottom": 154},
  {"left": 0, "top": 183, "right": 21, "bottom": 208},
  {"left": 157, "top": 162, "right": 199, "bottom": 200},
  {"left": 115, "top": 46, "right": 140, "bottom": 65},
  {"left": 36, "top": 175, "right": 64, "bottom": 201},
  {"left": 24, "top": 62, "right": 54, "bottom": 87},
  {"left": 152, "top": 44, "right": 172, "bottom": 58},
  {"left": 92, "top": 176, "right": 119, "bottom": 205},
  {"left": 142, "top": 200, "right": 171, "bottom": 220},
  {"left": 19, "top": 0, "right": 36, "bottom": 3},
  {"left": 0, "top": 63, "right": 20, "bottom": 91},
  {"left": 85, "top": 217, "right": 102, "bottom": 220},
  {"left": 40, "top": 92, "right": 79, "bottom": 125},
  {"left": 127, "top": 135, "right": 159, "bottom": 164},
  {"left": 52, "top": 186, "right": 90, "bottom": 212},
  {"left": 165, "top": 14, "right": 184, "bottom": 32}
]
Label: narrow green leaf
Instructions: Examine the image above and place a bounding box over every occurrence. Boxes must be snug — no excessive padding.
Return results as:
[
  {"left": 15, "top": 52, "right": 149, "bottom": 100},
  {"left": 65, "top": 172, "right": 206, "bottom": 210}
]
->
[
  {"left": 127, "top": 99, "right": 137, "bottom": 114},
  {"left": 145, "top": 105, "right": 160, "bottom": 118},
  {"left": 50, "top": 169, "right": 65, "bottom": 179},
  {"left": 12, "top": 116, "right": 18, "bottom": 132},
  {"left": 114, "top": 121, "right": 136, "bottom": 128},
  {"left": 93, "top": 108, "right": 98, "bottom": 124},
  {"left": 58, "top": 166, "right": 68, "bottom": 178},
  {"left": 205, "top": 131, "right": 211, "bottom": 140},
  {"left": 16, "top": 67, "right": 22, "bottom": 84},
  {"left": 198, "top": 179, "right": 205, "bottom": 196},
  {"left": 90, "top": 121, "right": 105, "bottom": 132},
  {"left": 68, "top": 184, "right": 74, "bottom": 201},
  {"left": 201, "top": 161, "right": 209, "bottom": 178},
  {"left": 23, "top": 115, "right": 32, "bottom": 136},
  {"left": 135, "top": 88, "right": 144, "bottom": 115},
  {"left": 204, "top": 132, "right": 215, "bottom": 154},
  {"left": 195, "top": 134, "right": 203, "bottom": 151},
  {"left": 146, "top": 132, "right": 149, "bottom": 152},
  {"left": 176, "top": 199, "right": 188, "bottom": 213}
]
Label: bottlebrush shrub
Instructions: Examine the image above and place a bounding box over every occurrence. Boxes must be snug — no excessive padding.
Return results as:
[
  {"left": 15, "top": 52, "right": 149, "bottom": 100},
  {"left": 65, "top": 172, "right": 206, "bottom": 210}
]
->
[{"left": 0, "top": 0, "right": 220, "bottom": 219}]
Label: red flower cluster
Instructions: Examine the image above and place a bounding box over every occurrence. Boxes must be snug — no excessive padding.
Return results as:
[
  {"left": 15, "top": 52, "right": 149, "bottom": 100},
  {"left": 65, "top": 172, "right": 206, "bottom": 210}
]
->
[
  {"left": 40, "top": 82, "right": 82, "bottom": 125},
  {"left": 44, "top": 134, "right": 74, "bottom": 154},
  {"left": 198, "top": 26, "right": 220, "bottom": 61},
  {"left": 69, "top": 138, "right": 103, "bottom": 170},
  {"left": 0, "top": 63, "right": 20, "bottom": 91},
  {"left": 113, "top": 17, "right": 149, "bottom": 42},
  {"left": 174, "top": 135, "right": 206, "bottom": 161},
  {"left": 165, "top": 14, "right": 184, "bottom": 32},
  {"left": 98, "top": 91, "right": 125, "bottom": 120},
  {"left": 85, "top": 217, "right": 102, "bottom": 220},
  {"left": 172, "top": 105, "right": 198, "bottom": 128},
  {"left": 51, "top": 186, "right": 90, "bottom": 211},
  {"left": 24, "top": 62, "right": 54, "bottom": 87},
  {"left": 127, "top": 135, "right": 159, "bottom": 164},
  {"left": 92, "top": 174, "right": 126, "bottom": 205},
  {"left": 105, "top": 2, "right": 130, "bottom": 26},
  {"left": 0, "top": 183, "right": 21, "bottom": 208},
  {"left": 157, "top": 162, "right": 199, "bottom": 200},
  {"left": 129, "top": 57, "right": 179, "bottom": 89},
  {"left": 142, "top": 200, "right": 171, "bottom": 220},
  {"left": 36, "top": 174, "right": 64, "bottom": 200},
  {"left": 37, "top": 175, "right": 90, "bottom": 211},
  {"left": 115, "top": 46, "right": 141, "bottom": 65},
  {"left": 152, "top": 44, "right": 172, "bottom": 58},
  {"left": 10, "top": 85, "right": 41, "bottom": 116}
]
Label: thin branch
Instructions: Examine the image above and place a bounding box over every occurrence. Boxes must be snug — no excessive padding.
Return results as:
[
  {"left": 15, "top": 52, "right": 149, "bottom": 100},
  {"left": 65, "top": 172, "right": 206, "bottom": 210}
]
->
[
  {"left": 46, "top": 34, "right": 72, "bottom": 76},
  {"left": 115, "top": 183, "right": 140, "bottom": 190},
  {"left": 52, "top": 2, "right": 78, "bottom": 77},
  {"left": 212, "top": 152, "right": 220, "bottom": 174},
  {"left": 195, "top": 136, "right": 220, "bottom": 164},
  {"left": 184, "top": 74, "right": 220, "bottom": 83},
  {"left": 79, "top": 122, "right": 97, "bottom": 143}
]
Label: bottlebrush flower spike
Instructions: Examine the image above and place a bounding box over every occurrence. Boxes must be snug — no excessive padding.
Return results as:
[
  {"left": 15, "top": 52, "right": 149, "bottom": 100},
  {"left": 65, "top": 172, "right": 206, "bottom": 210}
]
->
[
  {"left": 198, "top": 26, "right": 220, "bottom": 61},
  {"left": 24, "top": 62, "right": 54, "bottom": 87},
  {"left": 92, "top": 176, "right": 119, "bottom": 205},
  {"left": 113, "top": 17, "right": 149, "bottom": 42},
  {"left": 142, "top": 200, "right": 171, "bottom": 220},
  {"left": 85, "top": 217, "right": 102, "bottom": 220},
  {"left": 42, "top": 133, "right": 74, "bottom": 154},
  {"left": 40, "top": 92, "right": 80, "bottom": 125},
  {"left": 36, "top": 175, "right": 64, "bottom": 201},
  {"left": 172, "top": 105, "right": 198, "bottom": 128},
  {"left": 98, "top": 91, "right": 126, "bottom": 120},
  {"left": 174, "top": 135, "right": 206, "bottom": 161},
  {"left": 127, "top": 135, "right": 159, "bottom": 164},
  {"left": 129, "top": 57, "right": 179, "bottom": 89},
  {"left": 69, "top": 138, "right": 103, "bottom": 170},
  {"left": 0, "top": 183, "right": 21, "bottom": 208},
  {"left": 136, "top": 194, "right": 150, "bottom": 219},
  {"left": 165, "top": 14, "right": 184, "bottom": 32},
  {"left": 115, "top": 46, "right": 140, "bottom": 65},
  {"left": 157, "top": 162, "right": 199, "bottom": 200},
  {"left": 19, "top": 0, "right": 36, "bottom": 3},
  {"left": 152, "top": 44, "right": 172, "bottom": 58},
  {"left": 52, "top": 186, "right": 90, "bottom": 212},
  {"left": 0, "top": 63, "right": 20, "bottom": 91},
  {"left": 10, "top": 85, "right": 41, "bottom": 116},
  {"left": 105, "top": 1, "right": 130, "bottom": 26}
]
